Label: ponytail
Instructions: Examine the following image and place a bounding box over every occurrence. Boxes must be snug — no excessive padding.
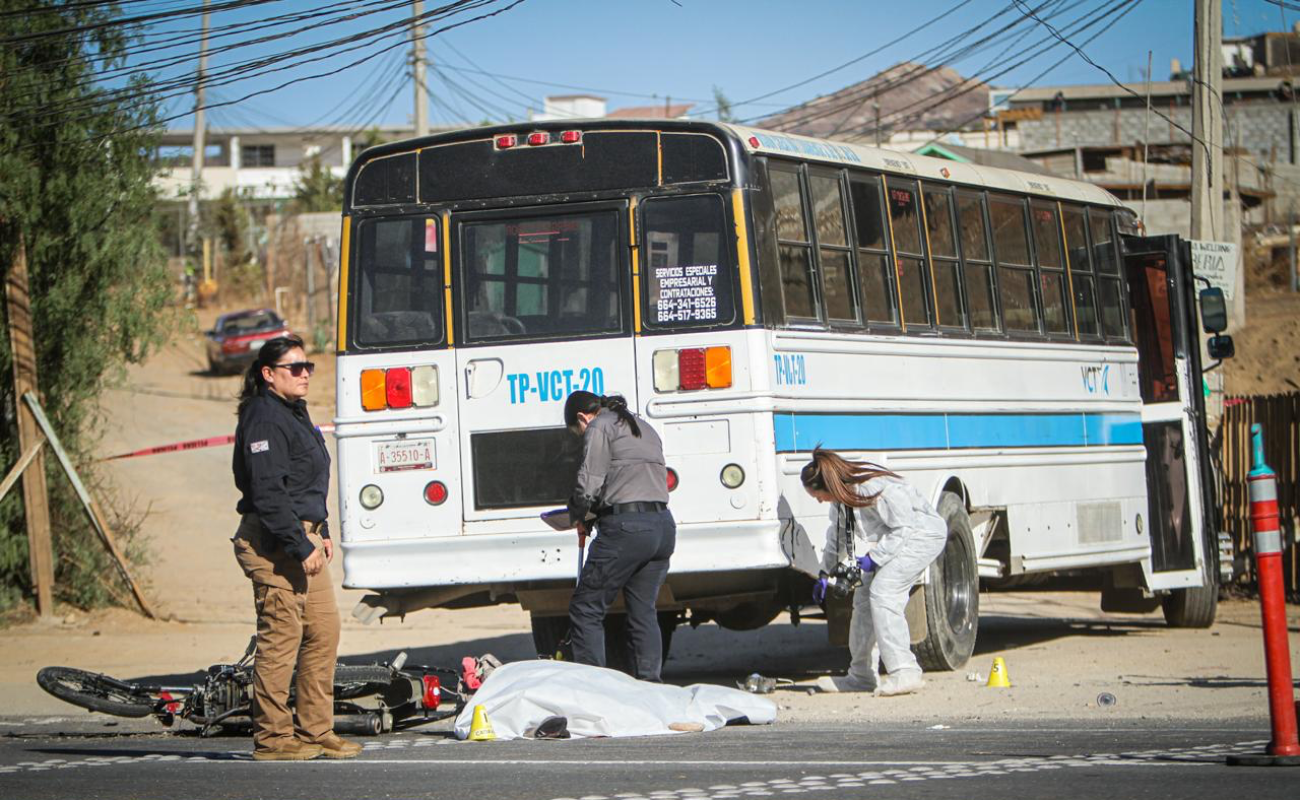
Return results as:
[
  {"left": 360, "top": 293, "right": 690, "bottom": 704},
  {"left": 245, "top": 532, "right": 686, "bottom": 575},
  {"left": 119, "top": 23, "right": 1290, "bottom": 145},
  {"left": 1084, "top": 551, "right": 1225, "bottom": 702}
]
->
[
  {"left": 237, "top": 334, "right": 306, "bottom": 416},
  {"left": 563, "top": 390, "right": 640, "bottom": 436},
  {"left": 600, "top": 394, "right": 641, "bottom": 437},
  {"left": 799, "top": 447, "right": 898, "bottom": 509}
]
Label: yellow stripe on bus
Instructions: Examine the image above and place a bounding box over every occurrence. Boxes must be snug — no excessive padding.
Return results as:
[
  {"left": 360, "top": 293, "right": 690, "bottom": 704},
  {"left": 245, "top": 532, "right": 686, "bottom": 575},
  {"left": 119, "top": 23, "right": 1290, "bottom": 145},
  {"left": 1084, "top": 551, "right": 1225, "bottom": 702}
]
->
[
  {"left": 442, "top": 211, "right": 454, "bottom": 347},
  {"left": 917, "top": 183, "right": 941, "bottom": 327},
  {"left": 337, "top": 216, "right": 350, "bottom": 352},
  {"left": 630, "top": 196, "right": 642, "bottom": 334},
  {"left": 731, "top": 188, "right": 756, "bottom": 326},
  {"left": 1058, "top": 201, "right": 1080, "bottom": 341},
  {"left": 881, "top": 175, "right": 906, "bottom": 330}
]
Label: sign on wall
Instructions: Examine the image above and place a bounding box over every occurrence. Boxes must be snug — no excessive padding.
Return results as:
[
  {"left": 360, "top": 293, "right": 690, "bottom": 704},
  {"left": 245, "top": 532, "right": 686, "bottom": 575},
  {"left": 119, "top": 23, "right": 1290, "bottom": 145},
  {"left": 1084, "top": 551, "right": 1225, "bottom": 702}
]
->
[{"left": 1189, "top": 240, "right": 1239, "bottom": 300}]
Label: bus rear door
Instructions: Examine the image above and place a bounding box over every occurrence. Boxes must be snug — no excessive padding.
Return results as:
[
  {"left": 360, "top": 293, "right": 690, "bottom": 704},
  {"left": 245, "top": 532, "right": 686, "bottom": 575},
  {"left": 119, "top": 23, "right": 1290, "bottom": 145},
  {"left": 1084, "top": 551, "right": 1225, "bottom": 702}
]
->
[{"left": 451, "top": 201, "right": 638, "bottom": 531}]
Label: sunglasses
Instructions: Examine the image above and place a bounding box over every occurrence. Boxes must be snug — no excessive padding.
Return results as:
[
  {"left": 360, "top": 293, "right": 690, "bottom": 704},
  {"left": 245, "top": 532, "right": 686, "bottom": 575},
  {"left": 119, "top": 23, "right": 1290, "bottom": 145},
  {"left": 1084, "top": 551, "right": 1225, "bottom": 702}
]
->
[{"left": 272, "top": 361, "right": 315, "bottom": 377}]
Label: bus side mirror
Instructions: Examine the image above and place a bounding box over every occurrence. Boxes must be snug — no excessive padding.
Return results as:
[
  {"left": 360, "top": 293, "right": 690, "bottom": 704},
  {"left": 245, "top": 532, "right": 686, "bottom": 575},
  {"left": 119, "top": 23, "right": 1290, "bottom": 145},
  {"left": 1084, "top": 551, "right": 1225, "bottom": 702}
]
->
[
  {"left": 1199, "top": 287, "right": 1228, "bottom": 334},
  {"left": 1207, "top": 334, "right": 1234, "bottom": 361}
]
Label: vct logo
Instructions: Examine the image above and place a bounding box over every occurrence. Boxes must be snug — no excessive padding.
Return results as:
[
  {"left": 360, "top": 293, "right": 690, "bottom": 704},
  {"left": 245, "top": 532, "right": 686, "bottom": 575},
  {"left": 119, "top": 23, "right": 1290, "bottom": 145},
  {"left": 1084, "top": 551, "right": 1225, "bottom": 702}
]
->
[{"left": 1081, "top": 364, "right": 1110, "bottom": 395}]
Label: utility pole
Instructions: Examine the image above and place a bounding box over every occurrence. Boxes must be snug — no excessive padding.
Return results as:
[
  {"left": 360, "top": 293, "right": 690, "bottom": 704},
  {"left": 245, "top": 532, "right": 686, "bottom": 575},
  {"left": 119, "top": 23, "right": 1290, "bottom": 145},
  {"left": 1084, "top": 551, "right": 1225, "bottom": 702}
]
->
[
  {"left": 4, "top": 234, "right": 54, "bottom": 618},
  {"left": 1190, "top": 0, "right": 1223, "bottom": 242},
  {"left": 412, "top": 1, "right": 429, "bottom": 137},
  {"left": 187, "top": 0, "right": 211, "bottom": 256}
]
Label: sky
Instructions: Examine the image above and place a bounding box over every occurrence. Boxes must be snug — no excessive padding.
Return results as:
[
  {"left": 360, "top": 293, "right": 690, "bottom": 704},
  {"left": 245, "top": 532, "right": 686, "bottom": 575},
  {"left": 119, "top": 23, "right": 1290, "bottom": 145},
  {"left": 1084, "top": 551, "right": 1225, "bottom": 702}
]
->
[{"left": 145, "top": 0, "right": 1296, "bottom": 133}]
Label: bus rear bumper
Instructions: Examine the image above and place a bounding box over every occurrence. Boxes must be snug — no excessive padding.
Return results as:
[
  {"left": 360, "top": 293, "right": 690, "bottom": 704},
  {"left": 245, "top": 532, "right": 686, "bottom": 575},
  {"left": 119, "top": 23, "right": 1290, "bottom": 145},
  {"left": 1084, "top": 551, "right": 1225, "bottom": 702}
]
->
[{"left": 341, "top": 518, "right": 793, "bottom": 593}]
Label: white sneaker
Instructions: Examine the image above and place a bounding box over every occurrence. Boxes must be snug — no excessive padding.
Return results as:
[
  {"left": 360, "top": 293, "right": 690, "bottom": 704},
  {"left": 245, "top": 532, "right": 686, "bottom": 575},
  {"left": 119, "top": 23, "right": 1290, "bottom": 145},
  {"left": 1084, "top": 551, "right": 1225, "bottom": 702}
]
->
[
  {"left": 874, "top": 670, "right": 925, "bottom": 697},
  {"left": 815, "top": 675, "right": 877, "bottom": 693}
]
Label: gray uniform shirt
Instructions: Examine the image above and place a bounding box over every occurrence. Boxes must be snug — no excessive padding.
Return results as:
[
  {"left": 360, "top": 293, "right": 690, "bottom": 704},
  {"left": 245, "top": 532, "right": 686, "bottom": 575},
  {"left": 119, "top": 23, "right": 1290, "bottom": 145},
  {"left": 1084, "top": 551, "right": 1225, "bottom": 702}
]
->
[{"left": 573, "top": 411, "right": 669, "bottom": 511}]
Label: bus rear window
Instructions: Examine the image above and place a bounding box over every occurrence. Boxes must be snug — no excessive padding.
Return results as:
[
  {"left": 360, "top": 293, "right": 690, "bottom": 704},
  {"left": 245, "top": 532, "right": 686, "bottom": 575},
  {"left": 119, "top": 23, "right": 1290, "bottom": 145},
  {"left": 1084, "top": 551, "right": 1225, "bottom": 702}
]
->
[
  {"left": 643, "top": 195, "right": 735, "bottom": 329},
  {"left": 354, "top": 217, "right": 444, "bottom": 348},
  {"left": 460, "top": 211, "right": 623, "bottom": 342}
]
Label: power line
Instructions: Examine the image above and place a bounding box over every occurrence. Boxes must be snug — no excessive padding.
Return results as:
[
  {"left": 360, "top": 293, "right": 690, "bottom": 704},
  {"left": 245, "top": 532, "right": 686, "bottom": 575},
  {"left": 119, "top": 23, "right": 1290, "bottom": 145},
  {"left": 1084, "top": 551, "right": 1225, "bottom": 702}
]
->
[
  {"left": 823, "top": 0, "right": 1121, "bottom": 140},
  {"left": 1011, "top": 0, "right": 1213, "bottom": 162},
  {"left": 750, "top": 0, "right": 1088, "bottom": 131},
  {"left": 5, "top": 0, "right": 530, "bottom": 149}
]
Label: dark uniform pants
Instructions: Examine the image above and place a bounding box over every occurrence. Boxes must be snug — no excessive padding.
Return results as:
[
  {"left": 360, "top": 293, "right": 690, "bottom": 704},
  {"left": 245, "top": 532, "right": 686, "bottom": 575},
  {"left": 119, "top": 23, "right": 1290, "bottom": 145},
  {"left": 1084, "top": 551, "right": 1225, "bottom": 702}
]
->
[
  {"left": 232, "top": 514, "right": 340, "bottom": 752},
  {"left": 568, "top": 509, "right": 676, "bottom": 681}
]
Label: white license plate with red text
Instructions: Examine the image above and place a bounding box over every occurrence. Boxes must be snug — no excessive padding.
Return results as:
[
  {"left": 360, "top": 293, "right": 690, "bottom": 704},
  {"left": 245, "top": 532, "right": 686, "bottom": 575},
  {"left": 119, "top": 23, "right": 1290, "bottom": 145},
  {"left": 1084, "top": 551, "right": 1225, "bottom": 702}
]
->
[{"left": 374, "top": 439, "right": 436, "bottom": 473}]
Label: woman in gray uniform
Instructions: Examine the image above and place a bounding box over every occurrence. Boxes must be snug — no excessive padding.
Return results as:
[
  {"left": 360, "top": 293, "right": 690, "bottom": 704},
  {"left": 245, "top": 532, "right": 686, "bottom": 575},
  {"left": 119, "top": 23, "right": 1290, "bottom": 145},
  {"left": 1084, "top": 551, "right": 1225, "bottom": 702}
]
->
[{"left": 563, "top": 390, "right": 675, "bottom": 682}]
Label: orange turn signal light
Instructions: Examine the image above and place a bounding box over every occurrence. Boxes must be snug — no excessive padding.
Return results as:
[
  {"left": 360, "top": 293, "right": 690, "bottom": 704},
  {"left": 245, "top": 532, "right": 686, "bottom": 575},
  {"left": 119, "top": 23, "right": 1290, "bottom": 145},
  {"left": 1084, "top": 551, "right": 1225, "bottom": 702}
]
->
[
  {"left": 361, "top": 369, "right": 387, "bottom": 411},
  {"left": 704, "top": 346, "right": 732, "bottom": 389}
]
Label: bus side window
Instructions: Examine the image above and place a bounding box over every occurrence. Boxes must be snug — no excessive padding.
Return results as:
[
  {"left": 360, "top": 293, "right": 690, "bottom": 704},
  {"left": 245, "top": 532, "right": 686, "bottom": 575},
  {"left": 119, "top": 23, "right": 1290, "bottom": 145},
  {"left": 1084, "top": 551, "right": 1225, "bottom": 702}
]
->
[
  {"left": 885, "top": 178, "right": 933, "bottom": 330},
  {"left": 355, "top": 216, "right": 444, "bottom": 347},
  {"left": 923, "top": 184, "right": 967, "bottom": 331},
  {"left": 848, "top": 175, "right": 899, "bottom": 327},
  {"left": 769, "top": 164, "right": 817, "bottom": 321},
  {"left": 1088, "top": 208, "right": 1129, "bottom": 341},
  {"left": 1030, "top": 200, "right": 1071, "bottom": 338},
  {"left": 641, "top": 194, "right": 735, "bottom": 329},
  {"left": 955, "top": 190, "right": 999, "bottom": 332},
  {"left": 808, "top": 171, "right": 856, "bottom": 324},
  {"left": 1062, "top": 204, "right": 1100, "bottom": 338},
  {"left": 988, "top": 194, "right": 1040, "bottom": 335}
]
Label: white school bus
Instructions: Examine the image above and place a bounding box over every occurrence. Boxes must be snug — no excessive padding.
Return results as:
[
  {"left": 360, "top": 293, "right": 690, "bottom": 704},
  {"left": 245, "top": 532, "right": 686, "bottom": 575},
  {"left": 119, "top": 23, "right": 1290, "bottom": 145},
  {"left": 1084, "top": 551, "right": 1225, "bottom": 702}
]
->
[{"left": 335, "top": 120, "right": 1228, "bottom": 669}]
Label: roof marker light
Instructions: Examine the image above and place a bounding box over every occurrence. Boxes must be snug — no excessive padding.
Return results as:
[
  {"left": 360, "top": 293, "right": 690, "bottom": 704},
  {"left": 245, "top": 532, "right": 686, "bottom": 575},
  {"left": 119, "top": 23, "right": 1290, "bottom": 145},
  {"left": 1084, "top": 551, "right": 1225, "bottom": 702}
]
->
[
  {"left": 560, "top": 130, "right": 582, "bottom": 144},
  {"left": 748, "top": 136, "right": 761, "bottom": 148},
  {"left": 527, "top": 132, "right": 549, "bottom": 146},
  {"left": 496, "top": 134, "right": 517, "bottom": 149}
]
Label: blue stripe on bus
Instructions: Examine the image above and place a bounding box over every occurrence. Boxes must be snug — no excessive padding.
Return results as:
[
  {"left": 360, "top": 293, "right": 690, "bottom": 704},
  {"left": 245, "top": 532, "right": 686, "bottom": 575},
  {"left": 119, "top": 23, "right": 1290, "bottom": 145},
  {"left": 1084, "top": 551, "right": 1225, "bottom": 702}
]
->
[{"left": 773, "top": 412, "right": 1144, "bottom": 452}]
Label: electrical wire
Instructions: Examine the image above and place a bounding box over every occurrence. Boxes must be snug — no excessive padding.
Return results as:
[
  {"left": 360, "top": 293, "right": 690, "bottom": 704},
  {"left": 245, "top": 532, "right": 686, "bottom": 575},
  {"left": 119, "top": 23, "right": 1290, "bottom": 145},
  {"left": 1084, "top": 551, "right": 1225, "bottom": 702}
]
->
[
  {"left": 751, "top": 0, "right": 1088, "bottom": 132},
  {"left": 777, "top": 0, "right": 1129, "bottom": 140}
]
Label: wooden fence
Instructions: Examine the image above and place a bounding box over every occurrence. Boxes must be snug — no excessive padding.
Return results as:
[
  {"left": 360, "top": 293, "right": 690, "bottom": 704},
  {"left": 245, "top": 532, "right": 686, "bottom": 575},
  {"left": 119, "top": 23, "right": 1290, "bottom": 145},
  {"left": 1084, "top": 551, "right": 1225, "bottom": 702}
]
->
[{"left": 1219, "top": 392, "right": 1300, "bottom": 596}]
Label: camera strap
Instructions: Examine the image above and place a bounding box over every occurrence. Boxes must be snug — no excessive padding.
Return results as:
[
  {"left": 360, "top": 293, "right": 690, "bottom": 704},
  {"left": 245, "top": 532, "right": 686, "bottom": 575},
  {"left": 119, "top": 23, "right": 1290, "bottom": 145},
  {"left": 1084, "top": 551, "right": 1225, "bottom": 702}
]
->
[{"left": 839, "top": 503, "right": 856, "bottom": 562}]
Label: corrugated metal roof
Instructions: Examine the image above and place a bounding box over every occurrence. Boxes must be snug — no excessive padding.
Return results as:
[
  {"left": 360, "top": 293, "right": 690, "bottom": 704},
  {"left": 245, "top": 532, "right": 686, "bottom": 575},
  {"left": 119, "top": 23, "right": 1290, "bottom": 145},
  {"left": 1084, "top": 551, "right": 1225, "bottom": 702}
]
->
[{"left": 914, "top": 142, "right": 1053, "bottom": 175}]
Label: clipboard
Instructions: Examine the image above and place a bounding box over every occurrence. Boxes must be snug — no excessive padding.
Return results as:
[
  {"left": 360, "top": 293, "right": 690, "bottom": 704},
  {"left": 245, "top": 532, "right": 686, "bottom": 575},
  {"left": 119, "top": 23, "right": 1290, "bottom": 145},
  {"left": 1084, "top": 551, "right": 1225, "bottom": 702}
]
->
[{"left": 540, "top": 508, "right": 596, "bottom": 531}]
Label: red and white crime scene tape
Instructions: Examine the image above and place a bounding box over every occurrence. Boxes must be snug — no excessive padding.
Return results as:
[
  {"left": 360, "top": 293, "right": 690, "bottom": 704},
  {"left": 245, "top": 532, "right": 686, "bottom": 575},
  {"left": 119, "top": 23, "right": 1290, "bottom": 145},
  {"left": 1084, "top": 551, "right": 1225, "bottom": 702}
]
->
[{"left": 102, "top": 425, "right": 335, "bottom": 461}]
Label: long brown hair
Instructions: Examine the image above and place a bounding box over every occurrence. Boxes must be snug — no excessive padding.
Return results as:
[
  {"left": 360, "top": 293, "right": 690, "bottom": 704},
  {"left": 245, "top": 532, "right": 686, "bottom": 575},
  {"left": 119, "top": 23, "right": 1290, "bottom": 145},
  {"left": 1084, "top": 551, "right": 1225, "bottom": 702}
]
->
[{"left": 799, "top": 447, "right": 898, "bottom": 509}]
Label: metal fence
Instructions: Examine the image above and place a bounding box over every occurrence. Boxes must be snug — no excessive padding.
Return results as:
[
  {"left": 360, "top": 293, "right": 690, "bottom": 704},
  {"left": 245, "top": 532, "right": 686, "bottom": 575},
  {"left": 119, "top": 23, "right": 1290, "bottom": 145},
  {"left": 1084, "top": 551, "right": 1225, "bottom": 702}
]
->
[{"left": 1219, "top": 392, "right": 1300, "bottom": 596}]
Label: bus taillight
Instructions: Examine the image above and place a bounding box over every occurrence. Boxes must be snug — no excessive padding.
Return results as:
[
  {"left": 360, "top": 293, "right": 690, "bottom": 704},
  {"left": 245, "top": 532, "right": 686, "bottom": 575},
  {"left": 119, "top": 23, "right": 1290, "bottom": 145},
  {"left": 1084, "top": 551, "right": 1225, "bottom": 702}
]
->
[
  {"left": 386, "top": 367, "right": 412, "bottom": 408},
  {"left": 652, "top": 346, "right": 732, "bottom": 392},
  {"left": 423, "top": 481, "right": 448, "bottom": 505},
  {"left": 666, "top": 468, "right": 679, "bottom": 492},
  {"left": 361, "top": 366, "right": 439, "bottom": 411}
]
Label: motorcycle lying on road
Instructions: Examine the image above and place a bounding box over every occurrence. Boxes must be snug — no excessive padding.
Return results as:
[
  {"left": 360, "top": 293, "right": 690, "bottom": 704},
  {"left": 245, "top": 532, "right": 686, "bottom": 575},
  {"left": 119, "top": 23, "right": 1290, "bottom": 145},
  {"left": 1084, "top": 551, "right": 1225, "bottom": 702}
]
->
[{"left": 37, "top": 638, "right": 493, "bottom": 736}]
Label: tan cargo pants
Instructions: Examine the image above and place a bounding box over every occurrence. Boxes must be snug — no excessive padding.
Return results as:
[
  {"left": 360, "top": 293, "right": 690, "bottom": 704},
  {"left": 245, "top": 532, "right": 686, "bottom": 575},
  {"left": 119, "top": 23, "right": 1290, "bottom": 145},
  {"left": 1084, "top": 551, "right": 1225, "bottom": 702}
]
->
[{"left": 232, "top": 514, "right": 340, "bottom": 752}]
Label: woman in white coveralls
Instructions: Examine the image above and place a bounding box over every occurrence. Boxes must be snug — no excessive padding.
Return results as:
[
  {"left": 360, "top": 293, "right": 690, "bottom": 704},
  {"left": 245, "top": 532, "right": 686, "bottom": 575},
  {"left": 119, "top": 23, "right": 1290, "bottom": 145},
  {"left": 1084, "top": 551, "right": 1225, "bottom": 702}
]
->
[{"left": 802, "top": 448, "right": 948, "bottom": 696}]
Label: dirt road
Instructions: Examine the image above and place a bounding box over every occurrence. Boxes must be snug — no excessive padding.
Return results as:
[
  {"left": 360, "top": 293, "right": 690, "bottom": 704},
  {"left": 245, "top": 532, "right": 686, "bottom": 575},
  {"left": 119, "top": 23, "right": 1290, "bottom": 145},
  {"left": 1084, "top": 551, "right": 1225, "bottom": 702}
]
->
[{"left": 1, "top": 321, "right": 1294, "bottom": 726}]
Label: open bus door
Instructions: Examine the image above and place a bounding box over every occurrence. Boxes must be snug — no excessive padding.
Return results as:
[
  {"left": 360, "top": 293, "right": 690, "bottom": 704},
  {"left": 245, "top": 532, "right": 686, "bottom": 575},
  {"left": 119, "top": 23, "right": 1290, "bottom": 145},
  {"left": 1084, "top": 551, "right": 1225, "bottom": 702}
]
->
[{"left": 1121, "top": 234, "right": 1219, "bottom": 626}]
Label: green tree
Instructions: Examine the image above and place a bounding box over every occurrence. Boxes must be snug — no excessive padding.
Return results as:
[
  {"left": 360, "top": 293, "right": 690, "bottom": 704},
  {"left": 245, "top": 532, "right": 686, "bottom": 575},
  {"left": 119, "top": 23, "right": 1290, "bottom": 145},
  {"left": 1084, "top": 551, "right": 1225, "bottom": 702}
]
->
[
  {"left": 292, "top": 156, "right": 343, "bottom": 213},
  {"left": 0, "top": 1, "right": 171, "bottom": 611},
  {"left": 712, "top": 85, "right": 737, "bottom": 124}
]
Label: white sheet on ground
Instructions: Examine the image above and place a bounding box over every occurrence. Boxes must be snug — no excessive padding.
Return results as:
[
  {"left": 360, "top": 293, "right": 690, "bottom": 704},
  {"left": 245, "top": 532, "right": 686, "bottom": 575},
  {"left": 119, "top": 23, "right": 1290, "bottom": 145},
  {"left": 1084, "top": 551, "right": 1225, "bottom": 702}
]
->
[{"left": 452, "top": 660, "right": 778, "bottom": 741}]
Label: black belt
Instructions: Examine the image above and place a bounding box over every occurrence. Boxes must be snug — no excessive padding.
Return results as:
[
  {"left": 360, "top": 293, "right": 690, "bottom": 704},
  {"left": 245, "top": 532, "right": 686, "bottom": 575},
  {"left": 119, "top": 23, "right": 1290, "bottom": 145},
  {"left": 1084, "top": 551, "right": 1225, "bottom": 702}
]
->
[{"left": 604, "top": 501, "right": 666, "bottom": 516}]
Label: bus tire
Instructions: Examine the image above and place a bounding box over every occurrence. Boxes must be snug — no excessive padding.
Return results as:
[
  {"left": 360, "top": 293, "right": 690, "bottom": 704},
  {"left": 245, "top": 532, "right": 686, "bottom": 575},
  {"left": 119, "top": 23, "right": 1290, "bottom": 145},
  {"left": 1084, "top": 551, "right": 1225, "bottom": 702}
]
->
[
  {"left": 1162, "top": 534, "right": 1219, "bottom": 628},
  {"left": 912, "top": 492, "right": 979, "bottom": 672},
  {"left": 530, "top": 613, "right": 568, "bottom": 659}
]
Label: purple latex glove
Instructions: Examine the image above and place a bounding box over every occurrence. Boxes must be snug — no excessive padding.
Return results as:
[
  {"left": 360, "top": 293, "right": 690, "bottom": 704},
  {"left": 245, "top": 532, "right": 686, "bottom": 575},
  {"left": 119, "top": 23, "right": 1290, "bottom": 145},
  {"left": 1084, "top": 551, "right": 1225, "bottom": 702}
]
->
[
  {"left": 855, "top": 554, "right": 876, "bottom": 573},
  {"left": 812, "top": 573, "right": 830, "bottom": 604}
]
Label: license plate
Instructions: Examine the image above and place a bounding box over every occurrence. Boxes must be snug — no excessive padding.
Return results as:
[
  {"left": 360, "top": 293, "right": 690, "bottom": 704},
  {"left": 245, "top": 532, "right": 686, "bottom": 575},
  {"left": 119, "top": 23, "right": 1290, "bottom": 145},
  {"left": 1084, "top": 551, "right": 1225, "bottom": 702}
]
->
[{"left": 374, "top": 439, "right": 436, "bottom": 473}]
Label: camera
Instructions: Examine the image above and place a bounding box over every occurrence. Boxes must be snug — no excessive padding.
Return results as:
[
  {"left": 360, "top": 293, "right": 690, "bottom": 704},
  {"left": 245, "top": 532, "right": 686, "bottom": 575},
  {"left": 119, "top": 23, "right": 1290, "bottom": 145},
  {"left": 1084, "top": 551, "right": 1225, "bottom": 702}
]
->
[{"left": 824, "top": 562, "right": 863, "bottom": 600}]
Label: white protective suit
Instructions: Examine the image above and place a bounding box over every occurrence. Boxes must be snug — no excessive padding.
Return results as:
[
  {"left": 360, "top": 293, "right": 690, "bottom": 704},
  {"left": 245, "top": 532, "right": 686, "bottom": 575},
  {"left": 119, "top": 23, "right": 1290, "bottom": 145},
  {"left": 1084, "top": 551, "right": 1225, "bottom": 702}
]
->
[{"left": 821, "top": 476, "right": 948, "bottom": 682}]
